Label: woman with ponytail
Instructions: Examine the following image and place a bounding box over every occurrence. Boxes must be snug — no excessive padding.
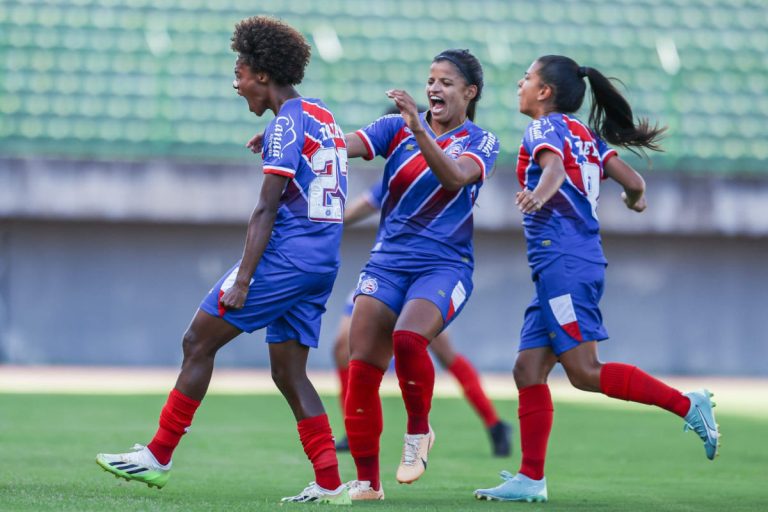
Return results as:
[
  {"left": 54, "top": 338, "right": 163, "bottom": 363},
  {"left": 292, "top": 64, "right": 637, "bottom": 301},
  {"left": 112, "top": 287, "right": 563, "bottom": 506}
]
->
[{"left": 474, "top": 55, "right": 719, "bottom": 503}]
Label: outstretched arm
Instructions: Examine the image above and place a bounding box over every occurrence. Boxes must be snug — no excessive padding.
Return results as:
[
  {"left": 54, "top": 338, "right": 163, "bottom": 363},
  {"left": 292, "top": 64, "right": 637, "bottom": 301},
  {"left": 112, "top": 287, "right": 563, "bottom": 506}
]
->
[
  {"left": 516, "top": 149, "right": 566, "bottom": 214},
  {"left": 603, "top": 156, "right": 647, "bottom": 212},
  {"left": 344, "top": 194, "right": 378, "bottom": 225},
  {"left": 386, "top": 89, "right": 481, "bottom": 191},
  {"left": 248, "top": 131, "right": 369, "bottom": 160},
  {"left": 219, "top": 174, "right": 287, "bottom": 309}
]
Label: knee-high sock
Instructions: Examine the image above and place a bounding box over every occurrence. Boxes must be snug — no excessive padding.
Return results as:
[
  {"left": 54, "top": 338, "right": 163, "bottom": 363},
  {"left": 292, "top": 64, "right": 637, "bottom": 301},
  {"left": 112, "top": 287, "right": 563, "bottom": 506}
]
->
[
  {"left": 298, "top": 413, "right": 342, "bottom": 491},
  {"left": 517, "top": 384, "right": 553, "bottom": 481},
  {"left": 344, "top": 359, "right": 384, "bottom": 490},
  {"left": 448, "top": 354, "right": 500, "bottom": 428},
  {"left": 600, "top": 362, "right": 690, "bottom": 417},
  {"left": 337, "top": 365, "right": 349, "bottom": 417},
  {"left": 393, "top": 330, "right": 434, "bottom": 434},
  {"left": 147, "top": 388, "right": 201, "bottom": 465}
]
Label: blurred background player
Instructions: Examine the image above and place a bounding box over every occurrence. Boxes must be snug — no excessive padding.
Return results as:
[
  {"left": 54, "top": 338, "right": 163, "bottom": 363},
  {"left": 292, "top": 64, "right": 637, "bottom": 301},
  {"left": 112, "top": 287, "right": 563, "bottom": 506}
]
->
[
  {"left": 331, "top": 181, "right": 512, "bottom": 458},
  {"left": 340, "top": 48, "right": 500, "bottom": 500},
  {"left": 474, "top": 55, "right": 720, "bottom": 503},
  {"left": 95, "top": 16, "right": 352, "bottom": 505}
]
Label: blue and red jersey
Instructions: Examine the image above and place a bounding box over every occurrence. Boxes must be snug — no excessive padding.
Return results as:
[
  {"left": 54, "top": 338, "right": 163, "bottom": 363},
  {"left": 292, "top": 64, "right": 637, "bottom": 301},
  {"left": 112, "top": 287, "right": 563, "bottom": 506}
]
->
[
  {"left": 355, "top": 112, "right": 499, "bottom": 268},
  {"left": 261, "top": 97, "right": 347, "bottom": 273},
  {"left": 516, "top": 113, "right": 617, "bottom": 273}
]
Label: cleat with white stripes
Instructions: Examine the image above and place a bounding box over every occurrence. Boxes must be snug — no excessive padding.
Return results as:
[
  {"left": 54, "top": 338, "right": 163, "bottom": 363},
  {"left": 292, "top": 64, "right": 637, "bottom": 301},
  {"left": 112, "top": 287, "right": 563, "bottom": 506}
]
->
[
  {"left": 96, "top": 444, "right": 171, "bottom": 489},
  {"left": 280, "top": 482, "right": 351, "bottom": 505},
  {"left": 683, "top": 389, "right": 720, "bottom": 460}
]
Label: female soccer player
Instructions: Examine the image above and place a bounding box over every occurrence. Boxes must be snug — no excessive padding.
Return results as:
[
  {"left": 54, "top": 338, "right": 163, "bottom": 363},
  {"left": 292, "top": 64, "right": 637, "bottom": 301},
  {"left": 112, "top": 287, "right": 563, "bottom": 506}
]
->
[
  {"left": 341, "top": 49, "right": 500, "bottom": 500},
  {"left": 95, "top": 17, "right": 351, "bottom": 505},
  {"left": 474, "top": 55, "right": 719, "bottom": 503},
  {"left": 332, "top": 183, "right": 512, "bottom": 460}
]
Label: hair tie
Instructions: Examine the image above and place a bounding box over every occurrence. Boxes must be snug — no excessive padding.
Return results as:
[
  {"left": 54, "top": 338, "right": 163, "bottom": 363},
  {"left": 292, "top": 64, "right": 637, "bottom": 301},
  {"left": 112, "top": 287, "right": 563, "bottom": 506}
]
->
[{"left": 577, "top": 66, "right": 588, "bottom": 78}]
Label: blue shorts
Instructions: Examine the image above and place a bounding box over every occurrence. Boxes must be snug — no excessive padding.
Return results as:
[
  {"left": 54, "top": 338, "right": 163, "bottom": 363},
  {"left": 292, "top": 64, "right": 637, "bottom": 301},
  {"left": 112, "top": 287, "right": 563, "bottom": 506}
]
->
[
  {"left": 353, "top": 257, "right": 473, "bottom": 329},
  {"left": 342, "top": 290, "right": 355, "bottom": 317},
  {"left": 199, "top": 249, "right": 337, "bottom": 348},
  {"left": 519, "top": 255, "right": 608, "bottom": 356}
]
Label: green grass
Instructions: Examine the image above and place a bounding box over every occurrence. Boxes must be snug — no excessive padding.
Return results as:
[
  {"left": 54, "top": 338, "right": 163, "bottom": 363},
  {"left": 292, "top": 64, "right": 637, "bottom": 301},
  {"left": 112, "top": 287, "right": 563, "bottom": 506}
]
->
[{"left": 0, "top": 393, "right": 765, "bottom": 511}]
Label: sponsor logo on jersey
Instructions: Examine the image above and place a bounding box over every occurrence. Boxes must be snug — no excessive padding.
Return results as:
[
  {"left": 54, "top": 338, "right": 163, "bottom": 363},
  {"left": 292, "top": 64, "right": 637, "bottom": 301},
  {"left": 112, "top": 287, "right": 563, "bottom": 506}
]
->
[
  {"left": 268, "top": 115, "right": 297, "bottom": 159},
  {"left": 477, "top": 132, "right": 498, "bottom": 158}
]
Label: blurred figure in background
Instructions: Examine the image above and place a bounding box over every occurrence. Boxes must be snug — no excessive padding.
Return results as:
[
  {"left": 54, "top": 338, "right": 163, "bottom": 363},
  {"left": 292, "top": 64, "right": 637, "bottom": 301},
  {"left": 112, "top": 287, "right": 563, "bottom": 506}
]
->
[
  {"left": 474, "top": 55, "right": 719, "bottom": 504},
  {"left": 332, "top": 181, "right": 512, "bottom": 458},
  {"left": 96, "top": 16, "right": 352, "bottom": 505}
]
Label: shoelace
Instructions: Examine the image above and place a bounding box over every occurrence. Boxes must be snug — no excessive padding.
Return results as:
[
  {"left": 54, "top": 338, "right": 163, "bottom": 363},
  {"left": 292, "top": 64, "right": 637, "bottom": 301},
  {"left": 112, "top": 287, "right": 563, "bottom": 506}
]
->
[
  {"left": 401, "top": 436, "right": 422, "bottom": 466},
  {"left": 348, "top": 480, "right": 367, "bottom": 491}
]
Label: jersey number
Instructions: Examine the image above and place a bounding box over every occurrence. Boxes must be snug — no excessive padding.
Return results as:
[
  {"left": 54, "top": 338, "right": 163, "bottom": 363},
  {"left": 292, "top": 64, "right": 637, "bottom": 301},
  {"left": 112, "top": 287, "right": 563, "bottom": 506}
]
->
[
  {"left": 309, "top": 146, "right": 347, "bottom": 222},
  {"left": 580, "top": 161, "right": 600, "bottom": 218}
]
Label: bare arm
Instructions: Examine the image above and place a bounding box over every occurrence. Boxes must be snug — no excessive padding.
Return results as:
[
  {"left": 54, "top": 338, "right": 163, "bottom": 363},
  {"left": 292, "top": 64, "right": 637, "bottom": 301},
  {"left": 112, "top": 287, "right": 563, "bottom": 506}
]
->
[
  {"left": 603, "top": 156, "right": 647, "bottom": 212},
  {"left": 219, "top": 173, "right": 287, "bottom": 310},
  {"left": 387, "top": 89, "right": 482, "bottom": 191},
  {"left": 344, "top": 194, "right": 378, "bottom": 225},
  {"left": 516, "top": 149, "right": 566, "bottom": 214},
  {"left": 248, "top": 131, "right": 369, "bottom": 160}
]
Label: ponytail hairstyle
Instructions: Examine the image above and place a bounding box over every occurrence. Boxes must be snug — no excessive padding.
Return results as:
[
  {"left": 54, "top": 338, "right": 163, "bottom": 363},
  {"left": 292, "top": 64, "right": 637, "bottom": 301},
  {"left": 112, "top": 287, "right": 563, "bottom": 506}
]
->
[
  {"left": 432, "top": 49, "right": 484, "bottom": 121},
  {"left": 535, "top": 55, "right": 665, "bottom": 153}
]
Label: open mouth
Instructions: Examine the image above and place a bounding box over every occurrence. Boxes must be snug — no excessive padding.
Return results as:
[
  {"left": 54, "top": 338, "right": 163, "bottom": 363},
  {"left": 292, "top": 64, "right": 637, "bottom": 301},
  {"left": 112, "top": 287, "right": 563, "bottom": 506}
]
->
[{"left": 429, "top": 95, "right": 446, "bottom": 114}]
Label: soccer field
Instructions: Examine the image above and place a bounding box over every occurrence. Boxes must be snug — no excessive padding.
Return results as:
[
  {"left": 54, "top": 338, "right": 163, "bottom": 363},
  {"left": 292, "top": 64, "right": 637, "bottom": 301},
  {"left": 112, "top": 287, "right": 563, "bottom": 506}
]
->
[{"left": 1, "top": 392, "right": 765, "bottom": 511}]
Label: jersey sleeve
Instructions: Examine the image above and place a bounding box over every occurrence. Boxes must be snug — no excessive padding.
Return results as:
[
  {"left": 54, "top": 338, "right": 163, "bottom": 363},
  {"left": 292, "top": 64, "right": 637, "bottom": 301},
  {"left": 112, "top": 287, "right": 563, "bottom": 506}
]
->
[
  {"left": 261, "top": 100, "right": 304, "bottom": 178},
  {"left": 522, "top": 117, "right": 565, "bottom": 163},
  {"left": 595, "top": 135, "right": 618, "bottom": 166},
  {"left": 354, "top": 114, "right": 405, "bottom": 161},
  {"left": 365, "top": 180, "right": 386, "bottom": 209},
  {"left": 460, "top": 128, "right": 501, "bottom": 180}
]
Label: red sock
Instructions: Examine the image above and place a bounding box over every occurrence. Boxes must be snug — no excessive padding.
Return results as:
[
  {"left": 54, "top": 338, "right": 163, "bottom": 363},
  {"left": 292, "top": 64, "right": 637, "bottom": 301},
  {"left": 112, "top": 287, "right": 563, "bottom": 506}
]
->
[
  {"left": 393, "top": 330, "right": 434, "bottom": 434},
  {"left": 600, "top": 363, "right": 691, "bottom": 417},
  {"left": 337, "top": 366, "right": 349, "bottom": 415},
  {"left": 448, "top": 355, "right": 500, "bottom": 428},
  {"left": 344, "top": 359, "right": 384, "bottom": 490},
  {"left": 297, "top": 414, "right": 342, "bottom": 491},
  {"left": 517, "top": 384, "right": 553, "bottom": 481},
  {"left": 147, "top": 388, "right": 201, "bottom": 465}
]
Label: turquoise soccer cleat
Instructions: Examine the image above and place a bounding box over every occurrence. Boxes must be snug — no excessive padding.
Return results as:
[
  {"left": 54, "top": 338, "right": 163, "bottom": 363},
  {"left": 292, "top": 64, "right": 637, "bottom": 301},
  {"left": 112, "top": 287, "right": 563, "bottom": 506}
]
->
[
  {"left": 96, "top": 443, "right": 171, "bottom": 489},
  {"left": 683, "top": 389, "right": 720, "bottom": 460},
  {"left": 474, "top": 470, "right": 548, "bottom": 502}
]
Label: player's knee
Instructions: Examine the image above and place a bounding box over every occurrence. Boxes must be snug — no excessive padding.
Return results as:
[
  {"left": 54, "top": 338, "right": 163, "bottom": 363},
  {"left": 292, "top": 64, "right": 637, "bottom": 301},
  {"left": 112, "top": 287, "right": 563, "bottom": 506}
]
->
[
  {"left": 513, "top": 360, "right": 541, "bottom": 389},
  {"left": 181, "top": 329, "right": 214, "bottom": 362},
  {"left": 270, "top": 364, "right": 305, "bottom": 391},
  {"left": 564, "top": 365, "right": 601, "bottom": 392}
]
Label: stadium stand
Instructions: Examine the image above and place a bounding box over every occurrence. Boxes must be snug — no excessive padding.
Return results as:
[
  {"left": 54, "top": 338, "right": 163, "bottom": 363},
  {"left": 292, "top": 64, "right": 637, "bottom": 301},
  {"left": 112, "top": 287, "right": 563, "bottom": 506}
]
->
[{"left": 0, "top": 0, "right": 766, "bottom": 172}]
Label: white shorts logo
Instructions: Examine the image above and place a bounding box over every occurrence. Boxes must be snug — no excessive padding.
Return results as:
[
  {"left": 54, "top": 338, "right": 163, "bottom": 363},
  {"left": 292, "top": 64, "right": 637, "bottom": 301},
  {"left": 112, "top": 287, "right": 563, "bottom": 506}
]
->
[{"left": 359, "top": 277, "right": 379, "bottom": 295}]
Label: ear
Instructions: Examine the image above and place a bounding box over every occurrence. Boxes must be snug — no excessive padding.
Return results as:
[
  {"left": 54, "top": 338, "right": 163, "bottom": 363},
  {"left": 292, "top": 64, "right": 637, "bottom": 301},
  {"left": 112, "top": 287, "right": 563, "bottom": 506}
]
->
[
  {"left": 464, "top": 84, "right": 478, "bottom": 102},
  {"left": 537, "top": 83, "right": 553, "bottom": 102},
  {"left": 255, "top": 71, "right": 270, "bottom": 84}
]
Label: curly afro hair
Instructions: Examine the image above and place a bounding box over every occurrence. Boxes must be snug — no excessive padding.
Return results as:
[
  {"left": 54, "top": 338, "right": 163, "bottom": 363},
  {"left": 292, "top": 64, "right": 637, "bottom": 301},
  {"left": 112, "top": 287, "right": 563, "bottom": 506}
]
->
[{"left": 231, "top": 16, "right": 311, "bottom": 86}]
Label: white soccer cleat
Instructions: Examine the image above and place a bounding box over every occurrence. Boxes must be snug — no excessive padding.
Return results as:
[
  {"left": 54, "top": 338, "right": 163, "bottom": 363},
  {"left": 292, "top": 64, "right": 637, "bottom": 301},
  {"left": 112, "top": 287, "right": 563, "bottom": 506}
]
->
[
  {"left": 95, "top": 443, "right": 171, "bottom": 489},
  {"left": 347, "top": 480, "right": 384, "bottom": 500},
  {"left": 396, "top": 426, "right": 435, "bottom": 484},
  {"left": 280, "top": 482, "right": 351, "bottom": 505}
]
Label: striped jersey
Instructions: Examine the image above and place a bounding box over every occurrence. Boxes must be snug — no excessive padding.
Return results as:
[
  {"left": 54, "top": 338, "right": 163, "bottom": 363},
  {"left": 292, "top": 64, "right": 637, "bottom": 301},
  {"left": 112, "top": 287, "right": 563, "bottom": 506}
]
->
[
  {"left": 355, "top": 112, "right": 499, "bottom": 268},
  {"left": 516, "top": 113, "right": 617, "bottom": 273},
  {"left": 262, "top": 97, "right": 347, "bottom": 273}
]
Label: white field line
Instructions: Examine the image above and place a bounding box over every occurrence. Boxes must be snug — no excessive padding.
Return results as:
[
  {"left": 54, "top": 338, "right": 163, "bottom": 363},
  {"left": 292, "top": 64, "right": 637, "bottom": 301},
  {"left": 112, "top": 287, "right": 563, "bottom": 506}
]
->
[{"left": 1, "top": 365, "right": 766, "bottom": 419}]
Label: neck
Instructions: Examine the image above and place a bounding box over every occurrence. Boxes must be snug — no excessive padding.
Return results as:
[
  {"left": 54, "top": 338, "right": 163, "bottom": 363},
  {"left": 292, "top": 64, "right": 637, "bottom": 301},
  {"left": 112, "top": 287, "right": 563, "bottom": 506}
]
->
[
  {"left": 427, "top": 111, "right": 466, "bottom": 136},
  {"left": 269, "top": 86, "right": 301, "bottom": 115}
]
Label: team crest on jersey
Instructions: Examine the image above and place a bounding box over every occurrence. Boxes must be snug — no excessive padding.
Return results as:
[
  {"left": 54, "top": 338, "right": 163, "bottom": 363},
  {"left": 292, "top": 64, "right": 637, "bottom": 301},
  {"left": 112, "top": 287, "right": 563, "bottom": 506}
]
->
[
  {"left": 444, "top": 141, "right": 464, "bottom": 159},
  {"left": 358, "top": 276, "right": 379, "bottom": 295}
]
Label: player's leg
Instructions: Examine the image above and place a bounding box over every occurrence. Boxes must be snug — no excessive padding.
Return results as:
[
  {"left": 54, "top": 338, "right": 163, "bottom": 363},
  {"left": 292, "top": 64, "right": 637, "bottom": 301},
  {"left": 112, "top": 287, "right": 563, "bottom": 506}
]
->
[
  {"left": 96, "top": 310, "right": 241, "bottom": 488},
  {"left": 344, "top": 294, "right": 397, "bottom": 499},
  {"left": 269, "top": 338, "right": 348, "bottom": 502},
  {"left": 474, "top": 346, "right": 556, "bottom": 502},
  {"left": 333, "top": 314, "right": 352, "bottom": 451},
  {"left": 431, "top": 332, "right": 512, "bottom": 457},
  {"left": 559, "top": 342, "right": 719, "bottom": 459}
]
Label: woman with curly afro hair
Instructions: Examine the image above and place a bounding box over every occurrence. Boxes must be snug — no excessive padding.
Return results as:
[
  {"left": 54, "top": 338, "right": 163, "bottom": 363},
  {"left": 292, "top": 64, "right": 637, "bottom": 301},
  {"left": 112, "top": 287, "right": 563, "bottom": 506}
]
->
[{"left": 96, "top": 16, "right": 352, "bottom": 505}]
